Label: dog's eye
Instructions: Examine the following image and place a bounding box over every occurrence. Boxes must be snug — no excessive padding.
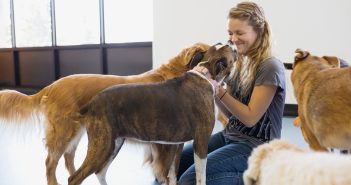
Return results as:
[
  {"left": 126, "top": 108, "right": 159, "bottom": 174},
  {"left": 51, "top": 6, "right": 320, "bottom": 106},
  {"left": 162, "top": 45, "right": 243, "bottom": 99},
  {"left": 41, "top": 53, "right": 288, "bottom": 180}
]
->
[{"left": 215, "top": 58, "right": 227, "bottom": 75}]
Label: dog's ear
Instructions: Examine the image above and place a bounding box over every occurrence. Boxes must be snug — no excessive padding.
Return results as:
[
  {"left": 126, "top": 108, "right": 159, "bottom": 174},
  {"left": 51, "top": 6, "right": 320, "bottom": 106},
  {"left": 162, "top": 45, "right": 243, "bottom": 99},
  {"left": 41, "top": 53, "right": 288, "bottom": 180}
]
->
[
  {"left": 294, "top": 48, "right": 310, "bottom": 62},
  {"left": 322, "top": 56, "right": 340, "bottom": 68},
  {"left": 188, "top": 51, "right": 205, "bottom": 69},
  {"left": 293, "top": 49, "right": 310, "bottom": 69}
]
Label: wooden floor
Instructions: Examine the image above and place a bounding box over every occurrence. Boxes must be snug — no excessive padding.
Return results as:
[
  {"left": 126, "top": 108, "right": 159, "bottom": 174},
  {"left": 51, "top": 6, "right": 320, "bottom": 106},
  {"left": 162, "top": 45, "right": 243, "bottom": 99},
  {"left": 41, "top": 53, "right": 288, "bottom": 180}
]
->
[{"left": 0, "top": 117, "right": 306, "bottom": 185}]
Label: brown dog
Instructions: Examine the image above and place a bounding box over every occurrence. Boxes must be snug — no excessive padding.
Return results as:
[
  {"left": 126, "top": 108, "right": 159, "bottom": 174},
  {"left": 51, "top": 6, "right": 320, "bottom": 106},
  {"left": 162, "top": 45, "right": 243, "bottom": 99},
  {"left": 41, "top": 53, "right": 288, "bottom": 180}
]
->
[
  {"left": 291, "top": 49, "right": 351, "bottom": 151},
  {"left": 0, "top": 43, "right": 210, "bottom": 185},
  {"left": 67, "top": 44, "right": 235, "bottom": 185}
]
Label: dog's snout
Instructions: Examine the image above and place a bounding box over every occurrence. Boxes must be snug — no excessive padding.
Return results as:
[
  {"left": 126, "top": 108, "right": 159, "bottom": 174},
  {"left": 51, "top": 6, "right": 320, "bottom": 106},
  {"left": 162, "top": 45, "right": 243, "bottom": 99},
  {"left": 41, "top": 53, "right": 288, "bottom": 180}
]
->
[{"left": 225, "top": 41, "right": 237, "bottom": 59}]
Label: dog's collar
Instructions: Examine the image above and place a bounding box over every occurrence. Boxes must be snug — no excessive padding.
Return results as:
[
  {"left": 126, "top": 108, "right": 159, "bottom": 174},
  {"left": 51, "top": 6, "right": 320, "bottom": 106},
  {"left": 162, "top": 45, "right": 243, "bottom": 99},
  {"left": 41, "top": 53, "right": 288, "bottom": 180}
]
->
[
  {"left": 189, "top": 69, "right": 211, "bottom": 81},
  {"left": 189, "top": 70, "right": 216, "bottom": 96}
]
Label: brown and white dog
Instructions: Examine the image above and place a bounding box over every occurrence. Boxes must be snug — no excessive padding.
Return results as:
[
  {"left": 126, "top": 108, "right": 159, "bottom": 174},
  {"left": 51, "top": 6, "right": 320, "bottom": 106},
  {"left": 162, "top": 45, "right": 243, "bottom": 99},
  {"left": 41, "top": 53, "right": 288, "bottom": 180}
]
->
[
  {"left": 67, "top": 44, "right": 236, "bottom": 185},
  {"left": 244, "top": 139, "right": 351, "bottom": 185},
  {"left": 291, "top": 49, "right": 351, "bottom": 151},
  {"left": 0, "top": 43, "right": 210, "bottom": 185}
]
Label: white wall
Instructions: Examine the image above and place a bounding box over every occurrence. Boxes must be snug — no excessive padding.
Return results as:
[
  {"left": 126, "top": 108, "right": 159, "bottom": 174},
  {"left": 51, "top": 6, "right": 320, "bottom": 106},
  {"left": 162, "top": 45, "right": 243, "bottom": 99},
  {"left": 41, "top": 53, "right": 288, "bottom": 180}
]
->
[{"left": 153, "top": 0, "right": 351, "bottom": 104}]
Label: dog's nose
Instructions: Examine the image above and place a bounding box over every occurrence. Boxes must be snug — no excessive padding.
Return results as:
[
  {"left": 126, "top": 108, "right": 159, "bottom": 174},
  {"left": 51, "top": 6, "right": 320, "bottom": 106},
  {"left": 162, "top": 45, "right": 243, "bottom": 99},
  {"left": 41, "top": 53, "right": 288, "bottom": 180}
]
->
[{"left": 226, "top": 42, "right": 237, "bottom": 59}]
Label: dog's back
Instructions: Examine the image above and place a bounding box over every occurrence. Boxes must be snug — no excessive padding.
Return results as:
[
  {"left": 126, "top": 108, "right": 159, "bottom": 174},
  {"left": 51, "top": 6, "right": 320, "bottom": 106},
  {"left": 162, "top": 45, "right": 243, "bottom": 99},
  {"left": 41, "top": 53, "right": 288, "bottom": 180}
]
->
[{"left": 81, "top": 72, "right": 215, "bottom": 142}]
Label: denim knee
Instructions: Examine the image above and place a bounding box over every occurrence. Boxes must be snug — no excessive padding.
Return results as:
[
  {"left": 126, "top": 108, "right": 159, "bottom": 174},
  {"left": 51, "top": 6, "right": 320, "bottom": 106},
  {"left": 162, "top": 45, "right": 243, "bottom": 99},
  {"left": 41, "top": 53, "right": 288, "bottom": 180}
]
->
[{"left": 178, "top": 172, "right": 244, "bottom": 185}]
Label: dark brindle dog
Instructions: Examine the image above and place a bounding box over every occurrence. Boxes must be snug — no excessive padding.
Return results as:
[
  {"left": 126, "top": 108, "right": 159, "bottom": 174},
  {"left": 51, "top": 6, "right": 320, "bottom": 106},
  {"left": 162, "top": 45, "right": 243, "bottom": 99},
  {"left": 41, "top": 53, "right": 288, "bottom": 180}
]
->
[{"left": 68, "top": 44, "right": 236, "bottom": 185}]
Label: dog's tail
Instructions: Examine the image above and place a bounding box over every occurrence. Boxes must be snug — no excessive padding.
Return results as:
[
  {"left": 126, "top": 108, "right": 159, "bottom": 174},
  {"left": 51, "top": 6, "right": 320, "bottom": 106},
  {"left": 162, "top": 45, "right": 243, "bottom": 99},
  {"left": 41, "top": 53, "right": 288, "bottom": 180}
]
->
[{"left": 0, "top": 87, "right": 48, "bottom": 124}]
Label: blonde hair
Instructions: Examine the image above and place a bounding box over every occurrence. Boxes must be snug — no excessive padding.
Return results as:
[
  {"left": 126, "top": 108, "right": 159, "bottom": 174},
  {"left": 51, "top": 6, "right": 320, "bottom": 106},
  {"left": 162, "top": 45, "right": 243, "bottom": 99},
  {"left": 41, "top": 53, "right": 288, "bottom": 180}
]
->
[{"left": 227, "top": 2, "right": 272, "bottom": 99}]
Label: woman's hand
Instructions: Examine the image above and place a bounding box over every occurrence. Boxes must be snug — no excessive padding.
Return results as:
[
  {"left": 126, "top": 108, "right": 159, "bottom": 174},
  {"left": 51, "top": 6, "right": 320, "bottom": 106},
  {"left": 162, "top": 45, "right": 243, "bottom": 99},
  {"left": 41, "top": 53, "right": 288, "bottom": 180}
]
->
[{"left": 193, "top": 65, "right": 219, "bottom": 95}]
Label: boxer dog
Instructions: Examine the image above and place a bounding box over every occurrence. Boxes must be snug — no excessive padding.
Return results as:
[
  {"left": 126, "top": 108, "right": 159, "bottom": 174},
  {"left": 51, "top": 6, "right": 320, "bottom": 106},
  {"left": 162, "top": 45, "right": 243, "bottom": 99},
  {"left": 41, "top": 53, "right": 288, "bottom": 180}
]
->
[
  {"left": 68, "top": 44, "right": 236, "bottom": 185},
  {"left": 291, "top": 49, "right": 351, "bottom": 151},
  {"left": 0, "top": 43, "right": 210, "bottom": 185}
]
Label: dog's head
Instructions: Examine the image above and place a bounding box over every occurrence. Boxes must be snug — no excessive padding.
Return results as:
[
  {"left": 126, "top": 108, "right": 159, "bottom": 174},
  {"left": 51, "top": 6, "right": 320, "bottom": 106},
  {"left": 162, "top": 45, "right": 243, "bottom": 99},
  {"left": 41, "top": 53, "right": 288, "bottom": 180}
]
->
[
  {"left": 293, "top": 48, "right": 340, "bottom": 69},
  {"left": 244, "top": 140, "right": 304, "bottom": 185},
  {"left": 171, "top": 42, "right": 211, "bottom": 69},
  {"left": 291, "top": 49, "right": 341, "bottom": 94},
  {"left": 198, "top": 43, "right": 236, "bottom": 82}
]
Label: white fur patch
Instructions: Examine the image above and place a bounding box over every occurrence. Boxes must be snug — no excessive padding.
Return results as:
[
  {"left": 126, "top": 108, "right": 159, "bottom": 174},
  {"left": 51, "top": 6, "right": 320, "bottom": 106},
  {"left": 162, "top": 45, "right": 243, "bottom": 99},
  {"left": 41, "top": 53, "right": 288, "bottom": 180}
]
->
[
  {"left": 128, "top": 138, "right": 187, "bottom": 145},
  {"left": 194, "top": 153, "right": 207, "bottom": 185},
  {"left": 214, "top": 43, "right": 225, "bottom": 50},
  {"left": 65, "top": 127, "right": 86, "bottom": 153}
]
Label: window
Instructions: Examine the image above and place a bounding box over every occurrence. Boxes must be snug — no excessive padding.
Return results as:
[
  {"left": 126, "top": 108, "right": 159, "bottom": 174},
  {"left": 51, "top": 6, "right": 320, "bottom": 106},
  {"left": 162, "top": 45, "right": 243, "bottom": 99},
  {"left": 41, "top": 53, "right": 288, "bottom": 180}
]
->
[
  {"left": 0, "top": 0, "right": 153, "bottom": 48},
  {"left": 104, "top": 0, "right": 153, "bottom": 43},
  {"left": 13, "top": 0, "right": 52, "bottom": 47},
  {"left": 55, "top": 0, "right": 100, "bottom": 45},
  {"left": 0, "top": 0, "right": 12, "bottom": 48}
]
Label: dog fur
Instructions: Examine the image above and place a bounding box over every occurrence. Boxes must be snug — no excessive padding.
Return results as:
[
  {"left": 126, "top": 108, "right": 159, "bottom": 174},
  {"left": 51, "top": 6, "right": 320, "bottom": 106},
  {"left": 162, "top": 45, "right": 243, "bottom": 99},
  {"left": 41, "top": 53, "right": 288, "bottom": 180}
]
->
[
  {"left": 0, "top": 43, "right": 210, "bottom": 185},
  {"left": 67, "top": 44, "right": 235, "bottom": 185},
  {"left": 290, "top": 49, "right": 351, "bottom": 151},
  {"left": 244, "top": 139, "right": 351, "bottom": 185}
]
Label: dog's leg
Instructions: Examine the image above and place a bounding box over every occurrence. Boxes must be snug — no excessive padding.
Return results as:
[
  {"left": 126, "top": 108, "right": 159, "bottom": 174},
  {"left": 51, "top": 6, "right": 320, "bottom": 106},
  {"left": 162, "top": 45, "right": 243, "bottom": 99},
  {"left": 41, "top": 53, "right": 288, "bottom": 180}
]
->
[
  {"left": 150, "top": 144, "right": 177, "bottom": 184},
  {"left": 193, "top": 139, "right": 209, "bottom": 185},
  {"left": 167, "top": 144, "right": 184, "bottom": 185},
  {"left": 301, "top": 123, "right": 328, "bottom": 151},
  {"left": 64, "top": 127, "right": 85, "bottom": 175},
  {"left": 68, "top": 119, "right": 115, "bottom": 185},
  {"left": 45, "top": 119, "right": 78, "bottom": 185},
  {"left": 46, "top": 151, "right": 62, "bottom": 185},
  {"left": 96, "top": 137, "right": 125, "bottom": 185},
  {"left": 45, "top": 118, "right": 83, "bottom": 185},
  {"left": 194, "top": 153, "right": 207, "bottom": 185}
]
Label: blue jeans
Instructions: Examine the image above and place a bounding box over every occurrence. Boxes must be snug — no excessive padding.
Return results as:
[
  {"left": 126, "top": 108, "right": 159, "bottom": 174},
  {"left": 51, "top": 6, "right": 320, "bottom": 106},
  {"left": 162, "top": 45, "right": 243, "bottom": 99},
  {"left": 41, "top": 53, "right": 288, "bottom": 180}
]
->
[{"left": 177, "top": 132, "right": 254, "bottom": 185}]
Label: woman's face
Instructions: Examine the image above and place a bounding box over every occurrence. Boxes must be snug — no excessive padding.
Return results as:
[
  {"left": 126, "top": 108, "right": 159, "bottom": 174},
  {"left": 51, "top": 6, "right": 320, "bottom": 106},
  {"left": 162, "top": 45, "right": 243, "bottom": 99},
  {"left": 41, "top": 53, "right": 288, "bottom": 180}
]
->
[{"left": 227, "top": 18, "right": 258, "bottom": 55}]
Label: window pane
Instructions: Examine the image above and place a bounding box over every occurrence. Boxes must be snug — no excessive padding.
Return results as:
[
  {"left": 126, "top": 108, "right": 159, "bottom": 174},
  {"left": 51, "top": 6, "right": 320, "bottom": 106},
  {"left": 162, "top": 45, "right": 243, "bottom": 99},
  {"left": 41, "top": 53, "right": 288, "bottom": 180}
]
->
[
  {"left": 14, "top": 0, "right": 52, "bottom": 47},
  {"left": 0, "top": 0, "right": 12, "bottom": 48},
  {"left": 55, "top": 0, "right": 100, "bottom": 45},
  {"left": 105, "top": 0, "right": 153, "bottom": 43}
]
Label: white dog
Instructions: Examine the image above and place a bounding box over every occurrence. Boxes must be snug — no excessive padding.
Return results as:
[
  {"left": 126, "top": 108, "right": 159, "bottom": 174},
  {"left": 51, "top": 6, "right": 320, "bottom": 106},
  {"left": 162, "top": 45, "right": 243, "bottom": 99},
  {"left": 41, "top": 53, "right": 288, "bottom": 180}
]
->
[{"left": 244, "top": 139, "right": 351, "bottom": 185}]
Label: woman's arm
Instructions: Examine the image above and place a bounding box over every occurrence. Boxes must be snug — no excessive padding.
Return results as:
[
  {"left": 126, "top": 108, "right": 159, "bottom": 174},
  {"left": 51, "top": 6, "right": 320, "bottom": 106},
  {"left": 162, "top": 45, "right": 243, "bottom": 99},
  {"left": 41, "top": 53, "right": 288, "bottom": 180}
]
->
[
  {"left": 217, "top": 84, "right": 277, "bottom": 127},
  {"left": 214, "top": 96, "right": 232, "bottom": 119}
]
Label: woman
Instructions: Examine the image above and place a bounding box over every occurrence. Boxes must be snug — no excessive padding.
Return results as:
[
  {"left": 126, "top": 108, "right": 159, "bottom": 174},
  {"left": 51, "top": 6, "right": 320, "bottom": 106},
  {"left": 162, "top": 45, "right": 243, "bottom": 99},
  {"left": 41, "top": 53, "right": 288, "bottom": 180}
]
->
[{"left": 177, "top": 2, "right": 286, "bottom": 185}]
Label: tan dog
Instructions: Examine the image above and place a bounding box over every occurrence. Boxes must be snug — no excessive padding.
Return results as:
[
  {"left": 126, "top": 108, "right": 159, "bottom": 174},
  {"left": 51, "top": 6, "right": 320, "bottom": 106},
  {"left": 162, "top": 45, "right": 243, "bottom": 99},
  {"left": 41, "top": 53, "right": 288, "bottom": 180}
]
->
[
  {"left": 68, "top": 44, "right": 235, "bottom": 185},
  {"left": 291, "top": 49, "right": 351, "bottom": 151},
  {"left": 0, "top": 43, "right": 210, "bottom": 185},
  {"left": 244, "top": 139, "right": 351, "bottom": 185}
]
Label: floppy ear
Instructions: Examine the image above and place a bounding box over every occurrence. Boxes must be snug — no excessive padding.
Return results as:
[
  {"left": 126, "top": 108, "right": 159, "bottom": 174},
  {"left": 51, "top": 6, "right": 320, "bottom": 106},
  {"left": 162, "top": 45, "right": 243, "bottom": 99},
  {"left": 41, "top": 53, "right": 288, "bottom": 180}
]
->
[
  {"left": 188, "top": 51, "right": 205, "bottom": 69},
  {"left": 322, "top": 56, "right": 340, "bottom": 68}
]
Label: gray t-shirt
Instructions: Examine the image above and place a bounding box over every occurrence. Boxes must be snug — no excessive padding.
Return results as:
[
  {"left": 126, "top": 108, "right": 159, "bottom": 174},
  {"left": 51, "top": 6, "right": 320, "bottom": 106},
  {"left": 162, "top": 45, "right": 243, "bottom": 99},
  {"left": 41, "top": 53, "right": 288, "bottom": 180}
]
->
[{"left": 223, "top": 57, "right": 286, "bottom": 147}]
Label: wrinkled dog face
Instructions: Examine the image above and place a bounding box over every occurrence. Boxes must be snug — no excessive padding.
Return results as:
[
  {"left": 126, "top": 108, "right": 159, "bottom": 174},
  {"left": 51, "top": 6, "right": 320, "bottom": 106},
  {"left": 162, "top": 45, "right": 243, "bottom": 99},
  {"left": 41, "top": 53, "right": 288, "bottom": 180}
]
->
[{"left": 199, "top": 43, "right": 236, "bottom": 81}]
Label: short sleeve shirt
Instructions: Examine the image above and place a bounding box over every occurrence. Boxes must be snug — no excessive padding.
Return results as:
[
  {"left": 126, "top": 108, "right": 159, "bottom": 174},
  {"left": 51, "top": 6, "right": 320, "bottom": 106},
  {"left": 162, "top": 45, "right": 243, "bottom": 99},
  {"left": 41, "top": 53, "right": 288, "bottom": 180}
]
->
[{"left": 223, "top": 57, "right": 286, "bottom": 146}]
